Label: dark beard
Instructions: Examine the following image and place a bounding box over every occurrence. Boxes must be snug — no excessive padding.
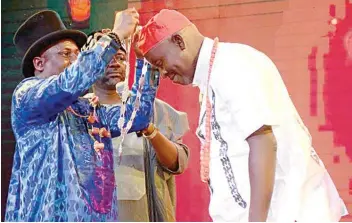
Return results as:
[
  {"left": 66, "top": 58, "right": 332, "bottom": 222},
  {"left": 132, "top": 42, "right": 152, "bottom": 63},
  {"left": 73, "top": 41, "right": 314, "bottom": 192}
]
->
[{"left": 98, "top": 77, "right": 121, "bottom": 90}]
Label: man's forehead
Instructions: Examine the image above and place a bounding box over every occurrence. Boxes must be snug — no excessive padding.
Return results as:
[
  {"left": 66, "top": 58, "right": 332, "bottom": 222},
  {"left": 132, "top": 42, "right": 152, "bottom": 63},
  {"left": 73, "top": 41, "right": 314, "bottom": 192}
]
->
[
  {"left": 145, "top": 39, "right": 167, "bottom": 56},
  {"left": 145, "top": 43, "right": 169, "bottom": 65},
  {"left": 57, "top": 39, "right": 79, "bottom": 49},
  {"left": 41, "top": 39, "right": 79, "bottom": 55},
  {"left": 116, "top": 49, "right": 126, "bottom": 56},
  {"left": 48, "top": 39, "right": 78, "bottom": 51}
]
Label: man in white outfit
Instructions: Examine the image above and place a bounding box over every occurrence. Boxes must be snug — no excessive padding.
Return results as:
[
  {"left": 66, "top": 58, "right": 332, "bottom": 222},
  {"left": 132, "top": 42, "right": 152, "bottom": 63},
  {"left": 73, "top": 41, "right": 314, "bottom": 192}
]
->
[{"left": 135, "top": 9, "right": 348, "bottom": 221}]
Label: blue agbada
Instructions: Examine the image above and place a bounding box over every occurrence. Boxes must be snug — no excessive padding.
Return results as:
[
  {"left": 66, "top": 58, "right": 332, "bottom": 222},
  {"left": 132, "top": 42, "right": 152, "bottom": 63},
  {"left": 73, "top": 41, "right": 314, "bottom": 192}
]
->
[{"left": 5, "top": 37, "right": 158, "bottom": 221}]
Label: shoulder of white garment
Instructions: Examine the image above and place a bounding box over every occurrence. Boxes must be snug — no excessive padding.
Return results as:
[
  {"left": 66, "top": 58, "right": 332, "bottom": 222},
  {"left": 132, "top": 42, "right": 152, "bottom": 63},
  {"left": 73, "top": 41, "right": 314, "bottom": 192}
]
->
[
  {"left": 192, "top": 37, "right": 215, "bottom": 89},
  {"left": 211, "top": 41, "right": 274, "bottom": 85}
]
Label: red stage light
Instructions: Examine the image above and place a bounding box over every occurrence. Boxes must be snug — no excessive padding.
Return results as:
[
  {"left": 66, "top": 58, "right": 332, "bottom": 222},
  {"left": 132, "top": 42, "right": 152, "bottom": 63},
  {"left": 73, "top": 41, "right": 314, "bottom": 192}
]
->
[{"left": 68, "top": 0, "right": 91, "bottom": 23}]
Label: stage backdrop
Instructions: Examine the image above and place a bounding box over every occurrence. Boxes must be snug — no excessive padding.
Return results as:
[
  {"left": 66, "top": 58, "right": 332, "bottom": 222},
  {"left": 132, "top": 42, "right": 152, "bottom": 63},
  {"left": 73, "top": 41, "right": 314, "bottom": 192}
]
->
[{"left": 2, "top": 0, "right": 352, "bottom": 221}]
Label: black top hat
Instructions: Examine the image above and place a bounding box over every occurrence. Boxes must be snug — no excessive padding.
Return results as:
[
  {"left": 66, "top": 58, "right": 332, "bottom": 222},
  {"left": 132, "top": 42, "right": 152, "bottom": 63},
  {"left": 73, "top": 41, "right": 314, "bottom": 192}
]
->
[{"left": 13, "top": 10, "right": 87, "bottom": 77}]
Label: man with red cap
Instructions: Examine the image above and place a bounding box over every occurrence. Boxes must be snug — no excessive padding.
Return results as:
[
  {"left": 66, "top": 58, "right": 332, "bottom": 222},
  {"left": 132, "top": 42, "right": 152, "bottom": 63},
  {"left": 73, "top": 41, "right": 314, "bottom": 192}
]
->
[{"left": 136, "top": 9, "right": 348, "bottom": 222}]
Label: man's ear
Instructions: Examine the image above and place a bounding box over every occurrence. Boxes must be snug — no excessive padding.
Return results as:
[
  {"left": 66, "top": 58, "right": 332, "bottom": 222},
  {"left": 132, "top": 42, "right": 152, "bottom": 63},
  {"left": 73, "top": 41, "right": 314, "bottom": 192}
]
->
[
  {"left": 33, "top": 56, "right": 45, "bottom": 72},
  {"left": 171, "top": 34, "right": 186, "bottom": 51}
]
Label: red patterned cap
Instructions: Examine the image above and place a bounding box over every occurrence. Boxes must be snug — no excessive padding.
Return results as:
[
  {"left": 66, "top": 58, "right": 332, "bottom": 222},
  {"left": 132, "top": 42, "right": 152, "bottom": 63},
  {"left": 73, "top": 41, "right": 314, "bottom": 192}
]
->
[{"left": 138, "top": 9, "right": 191, "bottom": 55}]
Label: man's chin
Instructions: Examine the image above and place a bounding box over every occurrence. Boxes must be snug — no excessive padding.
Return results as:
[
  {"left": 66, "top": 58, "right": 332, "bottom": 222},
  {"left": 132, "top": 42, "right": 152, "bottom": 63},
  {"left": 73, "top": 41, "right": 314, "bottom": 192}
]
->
[
  {"left": 107, "top": 78, "right": 124, "bottom": 86},
  {"left": 103, "top": 81, "right": 120, "bottom": 90}
]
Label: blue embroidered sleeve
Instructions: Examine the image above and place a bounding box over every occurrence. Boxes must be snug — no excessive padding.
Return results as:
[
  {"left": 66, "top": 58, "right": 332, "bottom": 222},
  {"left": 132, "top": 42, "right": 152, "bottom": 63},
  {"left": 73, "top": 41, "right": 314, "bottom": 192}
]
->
[
  {"left": 12, "top": 36, "right": 118, "bottom": 125},
  {"left": 102, "top": 59, "right": 160, "bottom": 137}
]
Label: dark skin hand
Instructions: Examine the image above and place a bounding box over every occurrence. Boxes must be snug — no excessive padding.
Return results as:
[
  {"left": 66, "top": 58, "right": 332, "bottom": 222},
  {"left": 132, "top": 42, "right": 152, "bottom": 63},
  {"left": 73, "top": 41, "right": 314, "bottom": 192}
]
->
[
  {"left": 142, "top": 123, "right": 179, "bottom": 171},
  {"left": 246, "top": 125, "right": 277, "bottom": 222}
]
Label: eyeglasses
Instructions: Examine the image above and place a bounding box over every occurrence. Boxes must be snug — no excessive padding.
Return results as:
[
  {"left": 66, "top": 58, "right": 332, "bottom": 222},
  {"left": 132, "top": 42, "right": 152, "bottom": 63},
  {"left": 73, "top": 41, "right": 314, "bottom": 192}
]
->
[
  {"left": 56, "top": 49, "right": 127, "bottom": 65},
  {"left": 57, "top": 50, "right": 79, "bottom": 61},
  {"left": 110, "top": 54, "right": 127, "bottom": 65}
]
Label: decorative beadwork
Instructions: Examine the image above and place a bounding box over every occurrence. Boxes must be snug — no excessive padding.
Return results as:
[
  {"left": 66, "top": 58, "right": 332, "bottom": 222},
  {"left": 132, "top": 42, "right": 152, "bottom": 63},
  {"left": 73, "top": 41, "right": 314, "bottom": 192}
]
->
[
  {"left": 66, "top": 95, "right": 111, "bottom": 156},
  {"left": 200, "top": 37, "right": 219, "bottom": 182},
  {"left": 115, "top": 38, "right": 148, "bottom": 163}
]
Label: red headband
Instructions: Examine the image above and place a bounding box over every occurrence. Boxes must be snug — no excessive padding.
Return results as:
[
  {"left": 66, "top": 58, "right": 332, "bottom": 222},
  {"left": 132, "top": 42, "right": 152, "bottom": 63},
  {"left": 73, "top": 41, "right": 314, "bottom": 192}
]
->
[{"left": 138, "top": 9, "right": 191, "bottom": 55}]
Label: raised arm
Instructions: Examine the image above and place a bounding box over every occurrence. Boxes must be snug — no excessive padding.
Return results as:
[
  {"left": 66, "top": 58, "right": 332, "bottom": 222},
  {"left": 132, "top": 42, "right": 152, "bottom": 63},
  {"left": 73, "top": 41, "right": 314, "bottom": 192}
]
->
[
  {"left": 142, "top": 101, "right": 190, "bottom": 173},
  {"left": 12, "top": 8, "right": 139, "bottom": 125},
  {"left": 12, "top": 35, "right": 120, "bottom": 125}
]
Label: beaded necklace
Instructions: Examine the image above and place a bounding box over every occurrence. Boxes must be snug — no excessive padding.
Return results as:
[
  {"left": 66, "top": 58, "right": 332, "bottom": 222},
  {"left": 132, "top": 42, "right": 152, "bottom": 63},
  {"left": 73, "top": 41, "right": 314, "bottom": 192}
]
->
[
  {"left": 67, "top": 35, "right": 147, "bottom": 161},
  {"left": 115, "top": 37, "right": 148, "bottom": 163},
  {"left": 67, "top": 95, "right": 110, "bottom": 156},
  {"left": 200, "top": 37, "right": 219, "bottom": 182}
]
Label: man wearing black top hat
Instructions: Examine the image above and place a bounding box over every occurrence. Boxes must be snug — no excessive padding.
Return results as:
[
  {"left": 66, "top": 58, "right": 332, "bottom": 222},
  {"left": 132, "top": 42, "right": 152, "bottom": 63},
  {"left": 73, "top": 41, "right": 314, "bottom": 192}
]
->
[{"left": 5, "top": 9, "right": 159, "bottom": 221}]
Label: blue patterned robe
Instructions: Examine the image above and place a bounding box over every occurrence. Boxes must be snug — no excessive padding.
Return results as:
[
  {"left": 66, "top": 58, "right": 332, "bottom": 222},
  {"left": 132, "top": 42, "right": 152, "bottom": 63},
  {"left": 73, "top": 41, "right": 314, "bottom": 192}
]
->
[{"left": 5, "top": 37, "right": 157, "bottom": 221}]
